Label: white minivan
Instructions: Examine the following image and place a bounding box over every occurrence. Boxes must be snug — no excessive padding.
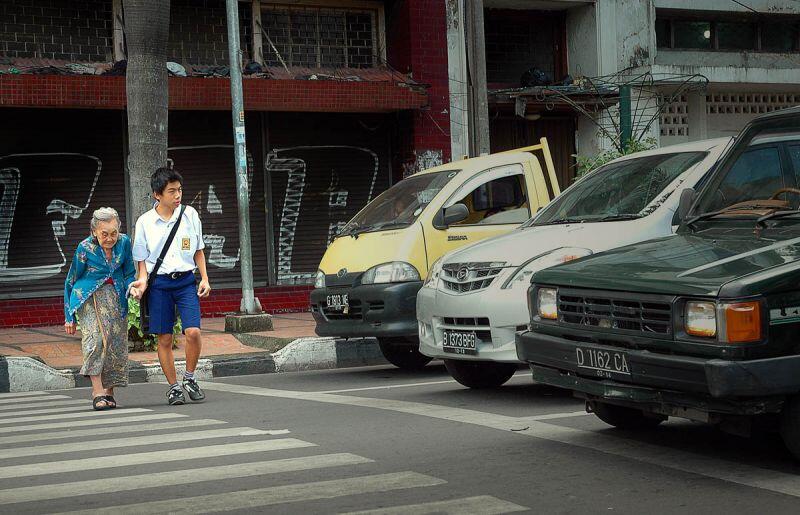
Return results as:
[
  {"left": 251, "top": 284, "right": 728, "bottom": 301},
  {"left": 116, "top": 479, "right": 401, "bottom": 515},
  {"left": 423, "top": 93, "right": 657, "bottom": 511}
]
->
[{"left": 416, "top": 138, "right": 731, "bottom": 388}]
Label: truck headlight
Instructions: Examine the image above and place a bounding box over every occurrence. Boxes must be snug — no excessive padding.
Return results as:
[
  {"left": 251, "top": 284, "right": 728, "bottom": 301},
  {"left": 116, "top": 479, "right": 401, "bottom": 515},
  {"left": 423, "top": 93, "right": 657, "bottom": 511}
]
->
[
  {"left": 537, "top": 287, "right": 558, "bottom": 320},
  {"left": 361, "top": 262, "right": 421, "bottom": 284},
  {"left": 314, "top": 270, "right": 325, "bottom": 289},
  {"left": 422, "top": 258, "right": 443, "bottom": 289},
  {"left": 503, "top": 248, "right": 592, "bottom": 289},
  {"left": 685, "top": 300, "right": 761, "bottom": 343},
  {"left": 685, "top": 301, "right": 716, "bottom": 337}
]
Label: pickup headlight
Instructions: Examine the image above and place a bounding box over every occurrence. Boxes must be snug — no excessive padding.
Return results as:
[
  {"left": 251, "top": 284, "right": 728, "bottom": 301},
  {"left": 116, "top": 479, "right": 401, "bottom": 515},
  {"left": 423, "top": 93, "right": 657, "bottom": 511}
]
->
[
  {"left": 422, "top": 258, "right": 443, "bottom": 289},
  {"left": 503, "top": 248, "right": 592, "bottom": 289},
  {"left": 361, "top": 262, "right": 421, "bottom": 285},
  {"left": 537, "top": 287, "right": 558, "bottom": 320},
  {"left": 685, "top": 300, "right": 761, "bottom": 343},
  {"left": 314, "top": 270, "right": 325, "bottom": 289}
]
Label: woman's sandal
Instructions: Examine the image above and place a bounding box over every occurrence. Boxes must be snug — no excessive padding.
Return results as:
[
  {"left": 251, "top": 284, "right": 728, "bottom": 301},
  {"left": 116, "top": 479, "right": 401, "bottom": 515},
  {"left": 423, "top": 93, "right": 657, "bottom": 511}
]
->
[
  {"left": 92, "top": 396, "right": 111, "bottom": 411},
  {"left": 103, "top": 395, "right": 117, "bottom": 409}
]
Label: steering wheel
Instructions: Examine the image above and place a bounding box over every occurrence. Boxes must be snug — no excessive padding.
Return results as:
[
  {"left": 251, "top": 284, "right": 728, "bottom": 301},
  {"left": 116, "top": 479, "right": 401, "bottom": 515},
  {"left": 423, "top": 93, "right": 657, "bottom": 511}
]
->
[{"left": 770, "top": 188, "right": 800, "bottom": 200}]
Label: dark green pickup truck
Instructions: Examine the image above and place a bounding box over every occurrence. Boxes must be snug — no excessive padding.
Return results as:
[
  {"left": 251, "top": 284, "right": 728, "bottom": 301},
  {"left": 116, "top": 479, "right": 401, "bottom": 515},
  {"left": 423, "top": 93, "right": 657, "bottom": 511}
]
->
[{"left": 516, "top": 106, "right": 800, "bottom": 458}]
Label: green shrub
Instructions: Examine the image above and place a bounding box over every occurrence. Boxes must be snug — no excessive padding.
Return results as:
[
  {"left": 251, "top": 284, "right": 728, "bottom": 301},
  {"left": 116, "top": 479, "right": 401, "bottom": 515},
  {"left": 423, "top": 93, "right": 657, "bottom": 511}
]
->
[
  {"left": 575, "top": 137, "right": 658, "bottom": 178},
  {"left": 127, "top": 297, "right": 181, "bottom": 352}
]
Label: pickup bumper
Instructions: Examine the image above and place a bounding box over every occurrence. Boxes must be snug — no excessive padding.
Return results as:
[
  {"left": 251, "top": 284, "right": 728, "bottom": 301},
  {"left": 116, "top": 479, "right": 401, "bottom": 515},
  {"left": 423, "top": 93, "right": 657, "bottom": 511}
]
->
[
  {"left": 516, "top": 329, "right": 800, "bottom": 414},
  {"left": 310, "top": 281, "right": 422, "bottom": 339}
]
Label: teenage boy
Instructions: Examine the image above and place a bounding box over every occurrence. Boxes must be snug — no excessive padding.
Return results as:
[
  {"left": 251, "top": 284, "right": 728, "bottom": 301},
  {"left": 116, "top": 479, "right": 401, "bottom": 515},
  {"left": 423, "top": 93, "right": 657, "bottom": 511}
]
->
[{"left": 131, "top": 167, "right": 211, "bottom": 405}]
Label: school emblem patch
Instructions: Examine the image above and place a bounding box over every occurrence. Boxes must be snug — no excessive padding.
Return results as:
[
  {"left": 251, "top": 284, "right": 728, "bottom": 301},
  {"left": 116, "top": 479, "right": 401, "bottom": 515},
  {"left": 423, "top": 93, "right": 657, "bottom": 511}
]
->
[{"left": 181, "top": 237, "right": 191, "bottom": 250}]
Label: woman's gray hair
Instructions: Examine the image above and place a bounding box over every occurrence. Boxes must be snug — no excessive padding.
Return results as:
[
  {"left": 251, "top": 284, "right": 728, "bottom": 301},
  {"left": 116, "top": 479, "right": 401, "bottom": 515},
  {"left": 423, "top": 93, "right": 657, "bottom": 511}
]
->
[{"left": 90, "top": 207, "right": 121, "bottom": 232}]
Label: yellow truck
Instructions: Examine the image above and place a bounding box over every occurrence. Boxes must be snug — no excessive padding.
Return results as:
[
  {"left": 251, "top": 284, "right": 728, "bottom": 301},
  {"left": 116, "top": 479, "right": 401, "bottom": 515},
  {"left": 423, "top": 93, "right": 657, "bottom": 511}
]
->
[{"left": 310, "top": 140, "right": 560, "bottom": 369}]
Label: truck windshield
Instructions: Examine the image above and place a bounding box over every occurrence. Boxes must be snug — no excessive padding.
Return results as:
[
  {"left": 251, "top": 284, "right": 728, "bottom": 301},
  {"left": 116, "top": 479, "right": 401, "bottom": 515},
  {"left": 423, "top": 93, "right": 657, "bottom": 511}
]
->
[
  {"left": 694, "top": 126, "right": 800, "bottom": 217},
  {"left": 529, "top": 151, "right": 706, "bottom": 226},
  {"left": 337, "top": 170, "right": 458, "bottom": 238}
]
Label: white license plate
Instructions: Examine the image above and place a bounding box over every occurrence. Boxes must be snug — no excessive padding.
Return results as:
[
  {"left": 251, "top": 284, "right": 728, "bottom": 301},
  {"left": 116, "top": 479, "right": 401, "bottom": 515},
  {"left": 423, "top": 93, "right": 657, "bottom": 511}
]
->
[
  {"left": 575, "top": 346, "right": 630, "bottom": 378},
  {"left": 326, "top": 293, "right": 349, "bottom": 312},
  {"left": 443, "top": 330, "right": 477, "bottom": 355}
]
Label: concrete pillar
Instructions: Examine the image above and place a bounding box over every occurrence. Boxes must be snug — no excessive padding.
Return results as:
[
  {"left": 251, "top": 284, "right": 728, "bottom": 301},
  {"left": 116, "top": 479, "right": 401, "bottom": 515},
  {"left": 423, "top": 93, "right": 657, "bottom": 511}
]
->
[
  {"left": 686, "top": 92, "right": 708, "bottom": 141},
  {"left": 446, "top": 0, "right": 469, "bottom": 160}
]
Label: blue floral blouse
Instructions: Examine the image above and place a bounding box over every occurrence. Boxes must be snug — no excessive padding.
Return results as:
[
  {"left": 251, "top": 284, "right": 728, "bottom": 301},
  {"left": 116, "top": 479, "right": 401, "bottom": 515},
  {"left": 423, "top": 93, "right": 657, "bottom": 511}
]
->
[{"left": 63, "top": 234, "right": 136, "bottom": 324}]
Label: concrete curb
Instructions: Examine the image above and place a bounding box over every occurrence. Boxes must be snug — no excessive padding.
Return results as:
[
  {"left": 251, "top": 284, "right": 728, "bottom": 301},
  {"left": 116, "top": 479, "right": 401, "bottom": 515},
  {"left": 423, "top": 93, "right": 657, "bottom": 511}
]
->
[{"left": 0, "top": 337, "right": 387, "bottom": 393}]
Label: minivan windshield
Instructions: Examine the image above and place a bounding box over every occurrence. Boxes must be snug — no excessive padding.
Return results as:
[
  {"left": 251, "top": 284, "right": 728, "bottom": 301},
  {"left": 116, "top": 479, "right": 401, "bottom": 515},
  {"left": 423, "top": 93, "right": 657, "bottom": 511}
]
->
[
  {"left": 528, "top": 151, "right": 706, "bottom": 226},
  {"left": 337, "top": 170, "right": 458, "bottom": 238},
  {"left": 694, "top": 126, "right": 800, "bottom": 217}
]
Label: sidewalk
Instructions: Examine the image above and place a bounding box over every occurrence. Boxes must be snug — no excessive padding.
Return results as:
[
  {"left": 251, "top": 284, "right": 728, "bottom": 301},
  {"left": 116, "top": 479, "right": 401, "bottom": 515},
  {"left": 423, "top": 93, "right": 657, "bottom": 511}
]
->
[{"left": 0, "top": 312, "right": 386, "bottom": 392}]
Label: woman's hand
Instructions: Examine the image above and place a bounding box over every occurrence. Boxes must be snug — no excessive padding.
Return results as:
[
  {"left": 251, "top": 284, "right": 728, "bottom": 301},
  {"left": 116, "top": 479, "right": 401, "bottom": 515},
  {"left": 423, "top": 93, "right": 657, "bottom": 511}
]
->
[
  {"left": 129, "top": 287, "right": 142, "bottom": 300},
  {"left": 64, "top": 322, "right": 77, "bottom": 335}
]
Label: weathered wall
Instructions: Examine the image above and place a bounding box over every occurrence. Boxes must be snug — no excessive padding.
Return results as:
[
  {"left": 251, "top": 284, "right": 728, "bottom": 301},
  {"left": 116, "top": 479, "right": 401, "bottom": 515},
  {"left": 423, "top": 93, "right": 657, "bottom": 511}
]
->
[{"left": 654, "top": 0, "right": 800, "bottom": 13}]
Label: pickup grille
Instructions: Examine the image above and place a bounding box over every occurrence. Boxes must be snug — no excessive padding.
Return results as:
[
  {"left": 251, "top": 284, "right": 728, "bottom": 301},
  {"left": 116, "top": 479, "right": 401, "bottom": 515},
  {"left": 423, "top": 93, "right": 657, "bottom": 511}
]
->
[
  {"left": 441, "top": 262, "right": 504, "bottom": 294},
  {"left": 558, "top": 290, "right": 672, "bottom": 335}
]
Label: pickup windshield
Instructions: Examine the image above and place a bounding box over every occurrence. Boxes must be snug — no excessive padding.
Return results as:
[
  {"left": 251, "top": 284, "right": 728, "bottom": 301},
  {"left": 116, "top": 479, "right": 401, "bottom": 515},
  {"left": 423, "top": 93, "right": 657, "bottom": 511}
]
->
[
  {"left": 529, "top": 151, "right": 706, "bottom": 226},
  {"left": 694, "top": 126, "right": 800, "bottom": 219},
  {"left": 337, "top": 170, "right": 458, "bottom": 238}
]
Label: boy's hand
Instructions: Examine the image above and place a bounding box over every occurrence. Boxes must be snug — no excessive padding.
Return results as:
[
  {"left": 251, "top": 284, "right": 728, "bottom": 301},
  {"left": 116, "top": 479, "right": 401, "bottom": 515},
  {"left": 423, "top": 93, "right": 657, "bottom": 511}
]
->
[
  {"left": 197, "top": 279, "right": 211, "bottom": 298},
  {"left": 131, "top": 278, "right": 147, "bottom": 294}
]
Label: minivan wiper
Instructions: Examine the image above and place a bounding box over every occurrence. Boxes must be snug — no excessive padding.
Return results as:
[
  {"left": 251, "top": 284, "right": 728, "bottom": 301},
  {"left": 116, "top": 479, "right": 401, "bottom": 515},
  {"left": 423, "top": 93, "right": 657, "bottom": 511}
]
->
[
  {"left": 597, "top": 213, "right": 642, "bottom": 222},
  {"left": 537, "top": 217, "right": 587, "bottom": 226},
  {"left": 756, "top": 209, "right": 800, "bottom": 228}
]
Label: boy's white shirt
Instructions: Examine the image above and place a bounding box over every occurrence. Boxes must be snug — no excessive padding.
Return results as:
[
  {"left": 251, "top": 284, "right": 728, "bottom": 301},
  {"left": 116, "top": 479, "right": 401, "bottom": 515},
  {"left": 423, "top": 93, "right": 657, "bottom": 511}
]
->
[{"left": 132, "top": 204, "right": 206, "bottom": 275}]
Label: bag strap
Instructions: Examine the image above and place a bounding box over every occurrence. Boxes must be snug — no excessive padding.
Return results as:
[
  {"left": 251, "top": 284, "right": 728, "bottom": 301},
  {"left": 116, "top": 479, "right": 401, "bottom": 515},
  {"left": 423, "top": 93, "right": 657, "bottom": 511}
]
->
[{"left": 147, "top": 204, "right": 186, "bottom": 287}]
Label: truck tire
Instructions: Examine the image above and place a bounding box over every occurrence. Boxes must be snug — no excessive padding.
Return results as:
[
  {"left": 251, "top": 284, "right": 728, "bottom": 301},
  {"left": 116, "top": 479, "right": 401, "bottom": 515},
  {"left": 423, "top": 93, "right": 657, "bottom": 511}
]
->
[
  {"left": 590, "top": 401, "right": 666, "bottom": 430},
  {"left": 780, "top": 395, "right": 800, "bottom": 460},
  {"left": 444, "top": 359, "right": 517, "bottom": 389},
  {"left": 377, "top": 337, "right": 433, "bottom": 370}
]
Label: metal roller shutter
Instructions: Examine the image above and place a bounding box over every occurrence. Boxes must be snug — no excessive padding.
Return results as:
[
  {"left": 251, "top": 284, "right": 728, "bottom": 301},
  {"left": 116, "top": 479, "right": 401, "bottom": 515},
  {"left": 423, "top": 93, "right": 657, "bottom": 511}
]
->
[
  {"left": 268, "top": 113, "right": 391, "bottom": 285},
  {"left": 168, "top": 111, "right": 268, "bottom": 288},
  {"left": 0, "top": 109, "right": 127, "bottom": 299}
]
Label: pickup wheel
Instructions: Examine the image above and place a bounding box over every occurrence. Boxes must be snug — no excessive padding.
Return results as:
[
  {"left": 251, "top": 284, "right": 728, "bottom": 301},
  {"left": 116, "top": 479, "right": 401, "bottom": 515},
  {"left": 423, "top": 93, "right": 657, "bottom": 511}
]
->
[
  {"left": 590, "top": 401, "right": 666, "bottom": 430},
  {"left": 377, "top": 337, "right": 433, "bottom": 370},
  {"left": 780, "top": 395, "right": 800, "bottom": 460},
  {"left": 444, "top": 359, "right": 517, "bottom": 389}
]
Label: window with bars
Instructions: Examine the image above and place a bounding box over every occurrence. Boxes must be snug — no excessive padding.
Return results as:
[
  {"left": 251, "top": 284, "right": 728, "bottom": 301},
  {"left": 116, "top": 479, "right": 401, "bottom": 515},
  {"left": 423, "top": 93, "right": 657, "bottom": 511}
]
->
[
  {"left": 656, "top": 10, "right": 800, "bottom": 52},
  {"left": 262, "top": 5, "right": 378, "bottom": 68}
]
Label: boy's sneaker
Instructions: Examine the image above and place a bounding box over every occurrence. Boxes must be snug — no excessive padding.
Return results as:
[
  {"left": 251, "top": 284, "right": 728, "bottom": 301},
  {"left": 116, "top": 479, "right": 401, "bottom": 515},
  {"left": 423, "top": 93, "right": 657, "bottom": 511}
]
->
[
  {"left": 167, "top": 386, "right": 186, "bottom": 406},
  {"left": 182, "top": 377, "right": 206, "bottom": 402}
]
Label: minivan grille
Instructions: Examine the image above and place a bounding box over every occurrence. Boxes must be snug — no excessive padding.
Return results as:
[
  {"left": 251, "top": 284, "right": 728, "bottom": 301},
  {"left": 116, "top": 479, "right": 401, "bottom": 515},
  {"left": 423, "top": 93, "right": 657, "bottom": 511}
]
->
[
  {"left": 558, "top": 291, "right": 672, "bottom": 335},
  {"left": 441, "top": 262, "right": 504, "bottom": 294}
]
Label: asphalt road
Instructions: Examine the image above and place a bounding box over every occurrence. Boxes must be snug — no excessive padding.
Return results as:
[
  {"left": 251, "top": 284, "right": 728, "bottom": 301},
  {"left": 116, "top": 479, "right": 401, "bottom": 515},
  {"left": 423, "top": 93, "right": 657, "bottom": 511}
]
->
[{"left": 3, "top": 363, "right": 800, "bottom": 514}]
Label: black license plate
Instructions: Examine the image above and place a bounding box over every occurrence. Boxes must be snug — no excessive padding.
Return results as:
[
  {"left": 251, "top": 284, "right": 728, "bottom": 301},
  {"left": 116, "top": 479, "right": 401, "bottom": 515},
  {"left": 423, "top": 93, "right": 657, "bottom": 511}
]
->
[
  {"left": 443, "top": 330, "right": 477, "bottom": 355},
  {"left": 326, "top": 293, "right": 349, "bottom": 312},
  {"left": 575, "top": 346, "right": 630, "bottom": 378}
]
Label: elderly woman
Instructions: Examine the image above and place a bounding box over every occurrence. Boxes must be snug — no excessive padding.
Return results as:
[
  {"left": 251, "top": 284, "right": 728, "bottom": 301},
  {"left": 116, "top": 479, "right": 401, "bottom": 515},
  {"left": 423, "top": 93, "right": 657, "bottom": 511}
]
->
[{"left": 64, "top": 207, "right": 139, "bottom": 410}]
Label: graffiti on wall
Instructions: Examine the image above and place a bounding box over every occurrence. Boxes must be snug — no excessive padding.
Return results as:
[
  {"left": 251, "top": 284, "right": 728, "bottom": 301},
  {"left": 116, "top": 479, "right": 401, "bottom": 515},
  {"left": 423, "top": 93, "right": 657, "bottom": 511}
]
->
[
  {"left": 402, "top": 149, "right": 444, "bottom": 178},
  {"left": 267, "top": 146, "right": 380, "bottom": 284},
  {"left": 0, "top": 153, "right": 102, "bottom": 283},
  {"left": 168, "top": 144, "right": 255, "bottom": 271}
]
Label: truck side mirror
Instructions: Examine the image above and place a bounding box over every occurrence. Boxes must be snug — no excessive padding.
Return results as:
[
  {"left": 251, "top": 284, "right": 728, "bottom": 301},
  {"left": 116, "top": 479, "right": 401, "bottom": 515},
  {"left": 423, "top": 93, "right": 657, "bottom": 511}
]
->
[
  {"left": 676, "top": 188, "right": 696, "bottom": 224},
  {"left": 442, "top": 203, "right": 469, "bottom": 226}
]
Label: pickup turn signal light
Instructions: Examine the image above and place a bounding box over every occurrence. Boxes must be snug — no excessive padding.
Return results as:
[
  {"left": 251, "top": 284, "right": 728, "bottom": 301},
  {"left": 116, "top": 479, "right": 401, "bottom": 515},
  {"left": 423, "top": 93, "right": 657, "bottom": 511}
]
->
[{"left": 722, "top": 301, "right": 761, "bottom": 343}]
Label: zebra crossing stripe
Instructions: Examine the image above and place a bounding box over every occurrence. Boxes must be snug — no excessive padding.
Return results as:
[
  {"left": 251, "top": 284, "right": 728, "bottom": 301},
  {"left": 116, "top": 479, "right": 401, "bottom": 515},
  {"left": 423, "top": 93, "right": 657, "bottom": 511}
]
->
[
  {"left": 0, "top": 453, "right": 372, "bottom": 506},
  {"left": 0, "top": 418, "right": 228, "bottom": 446},
  {"left": 0, "top": 399, "right": 87, "bottom": 412},
  {"left": 61, "top": 471, "right": 446, "bottom": 515},
  {"left": 0, "top": 404, "right": 92, "bottom": 418},
  {"left": 343, "top": 495, "right": 528, "bottom": 514},
  {"left": 0, "top": 391, "right": 50, "bottom": 398},
  {"left": 0, "top": 407, "right": 151, "bottom": 425},
  {"left": 0, "top": 394, "right": 69, "bottom": 405},
  {"left": 0, "top": 438, "right": 314, "bottom": 479},
  {"left": 0, "top": 426, "right": 275, "bottom": 460},
  {"left": 1, "top": 413, "right": 187, "bottom": 435}
]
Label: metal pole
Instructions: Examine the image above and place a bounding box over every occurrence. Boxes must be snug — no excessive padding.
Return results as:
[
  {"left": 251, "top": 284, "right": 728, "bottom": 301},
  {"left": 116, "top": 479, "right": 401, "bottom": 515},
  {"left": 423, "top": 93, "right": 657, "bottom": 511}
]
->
[
  {"left": 619, "top": 85, "right": 632, "bottom": 152},
  {"left": 225, "top": 0, "right": 259, "bottom": 314},
  {"left": 469, "top": 0, "right": 490, "bottom": 156}
]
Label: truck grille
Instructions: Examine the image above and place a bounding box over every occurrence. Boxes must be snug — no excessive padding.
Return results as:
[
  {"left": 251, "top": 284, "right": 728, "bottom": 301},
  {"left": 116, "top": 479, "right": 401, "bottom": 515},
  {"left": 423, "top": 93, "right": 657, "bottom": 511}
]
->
[
  {"left": 441, "top": 262, "right": 504, "bottom": 294},
  {"left": 558, "top": 290, "right": 672, "bottom": 335}
]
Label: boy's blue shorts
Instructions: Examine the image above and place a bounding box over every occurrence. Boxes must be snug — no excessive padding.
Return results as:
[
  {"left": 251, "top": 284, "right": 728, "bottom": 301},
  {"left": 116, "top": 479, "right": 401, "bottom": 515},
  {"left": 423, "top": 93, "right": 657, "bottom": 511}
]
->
[{"left": 148, "top": 272, "right": 201, "bottom": 335}]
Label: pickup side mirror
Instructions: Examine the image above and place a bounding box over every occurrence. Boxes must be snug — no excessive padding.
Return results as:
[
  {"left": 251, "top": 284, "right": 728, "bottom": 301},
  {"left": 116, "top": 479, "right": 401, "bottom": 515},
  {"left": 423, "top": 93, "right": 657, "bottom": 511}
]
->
[
  {"left": 675, "top": 188, "right": 696, "bottom": 225},
  {"left": 442, "top": 203, "right": 469, "bottom": 226}
]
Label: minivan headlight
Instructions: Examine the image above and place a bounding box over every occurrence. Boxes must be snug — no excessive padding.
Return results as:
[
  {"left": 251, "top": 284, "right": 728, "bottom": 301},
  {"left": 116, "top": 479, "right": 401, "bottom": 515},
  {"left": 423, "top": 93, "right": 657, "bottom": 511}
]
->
[
  {"left": 361, "top": 262, "right": 421, "bottom": 284},
  {"left": 314, "top": 270, "right": 326, "bottom": 289},
  {"left": 537, "top": 288, "right": 558, "bottom": 320},
  {"left": 422, "top": 258, "right": 443, "bottom": 289},
  {"left": 503, "top": 248, "right": 592, "bottom": 289}
]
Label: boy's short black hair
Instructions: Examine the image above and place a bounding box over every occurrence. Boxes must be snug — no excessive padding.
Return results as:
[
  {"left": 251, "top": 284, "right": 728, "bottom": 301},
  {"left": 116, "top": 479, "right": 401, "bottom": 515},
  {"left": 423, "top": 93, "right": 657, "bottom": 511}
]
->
[{"left": 151, "top": 167, "right": 184, "bottom": 194}]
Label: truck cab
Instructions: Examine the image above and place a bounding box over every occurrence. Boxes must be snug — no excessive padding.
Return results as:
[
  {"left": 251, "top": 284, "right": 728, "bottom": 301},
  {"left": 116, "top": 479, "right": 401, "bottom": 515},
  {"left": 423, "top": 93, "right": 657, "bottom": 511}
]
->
[
  {"left": 516, "top": 107, "right": 800, "bottom": 458},
  {"left": 311, "top": 139, "right": 559, "bottom": 369}
]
